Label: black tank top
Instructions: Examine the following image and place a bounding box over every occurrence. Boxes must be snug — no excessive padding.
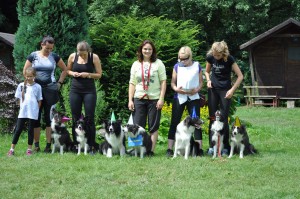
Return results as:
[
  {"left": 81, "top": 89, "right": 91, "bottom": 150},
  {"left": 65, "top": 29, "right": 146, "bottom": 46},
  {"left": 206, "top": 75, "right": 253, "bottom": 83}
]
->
[{"left": 70, "top": 53, "right": 96, "bottom": 93}]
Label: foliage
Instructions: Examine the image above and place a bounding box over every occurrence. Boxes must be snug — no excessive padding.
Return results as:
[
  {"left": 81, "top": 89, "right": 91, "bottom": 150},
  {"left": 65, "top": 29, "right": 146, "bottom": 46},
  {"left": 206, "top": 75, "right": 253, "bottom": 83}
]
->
[
  {"left": 14, "top": 0, "right": 89, "bottom": 76},
  {"left": 1, "top": 107, "right": 300, "bottom": 198},
  {"left": 0, "top": 62, "right": 19, "bottom": 133},
  {"left": 89, "top": 15, "right": 204, "bottom": 119}
]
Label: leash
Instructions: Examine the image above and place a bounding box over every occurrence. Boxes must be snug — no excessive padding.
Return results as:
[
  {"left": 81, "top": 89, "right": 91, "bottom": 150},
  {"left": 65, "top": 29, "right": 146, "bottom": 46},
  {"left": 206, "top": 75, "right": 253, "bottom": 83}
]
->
[{"left": 217, "top": 134, "right": 221, "bottom": 158}]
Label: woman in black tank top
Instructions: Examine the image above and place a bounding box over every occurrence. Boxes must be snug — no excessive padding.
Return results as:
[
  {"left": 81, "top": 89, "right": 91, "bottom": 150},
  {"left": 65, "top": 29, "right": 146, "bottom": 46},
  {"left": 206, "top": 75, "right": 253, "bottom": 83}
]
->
[{"left": 67, "top": 41, "right": 102, "bottom": 154}]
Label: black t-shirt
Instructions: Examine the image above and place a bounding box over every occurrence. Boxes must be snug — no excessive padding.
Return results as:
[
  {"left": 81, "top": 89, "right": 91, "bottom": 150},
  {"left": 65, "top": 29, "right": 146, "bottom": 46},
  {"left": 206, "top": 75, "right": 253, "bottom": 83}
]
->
[
  {"left": 70, "top": 53, "right": 96, "bottom": 93},
  {"left": 206, "top": 54, "right": 235, "bottom": 90}
]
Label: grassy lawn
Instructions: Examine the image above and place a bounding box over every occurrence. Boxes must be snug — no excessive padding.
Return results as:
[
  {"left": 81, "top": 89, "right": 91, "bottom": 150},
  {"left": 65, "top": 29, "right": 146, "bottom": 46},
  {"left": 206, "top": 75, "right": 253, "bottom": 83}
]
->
[{"left": 1, "top": 107, "right": 300, "bottom": 199}]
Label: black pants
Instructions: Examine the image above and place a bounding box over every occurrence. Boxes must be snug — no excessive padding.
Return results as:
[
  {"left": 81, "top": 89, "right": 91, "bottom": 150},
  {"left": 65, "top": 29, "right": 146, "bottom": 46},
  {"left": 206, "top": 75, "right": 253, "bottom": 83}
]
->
[
  {"left": 70, "top": 91, "right": 96, "bottom": 148},
  {"left": 12, "top": 118, "right": 35, "bottom": 145},
  {"left": 208, "top": 88, "right": 231, "bottom": 150},
  {"left": 168, "top": 98, "right": 202, "bottom": 140}
]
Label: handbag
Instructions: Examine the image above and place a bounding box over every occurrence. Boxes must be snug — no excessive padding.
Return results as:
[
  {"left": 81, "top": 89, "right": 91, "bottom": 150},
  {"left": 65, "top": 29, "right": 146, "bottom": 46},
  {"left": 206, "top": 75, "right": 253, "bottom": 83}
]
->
[
  {"left": 42, "top": 83, "right": 59, "bottom": 105},
  {"left": 199, "top": 94, "right": 207, "bottom": 107}
]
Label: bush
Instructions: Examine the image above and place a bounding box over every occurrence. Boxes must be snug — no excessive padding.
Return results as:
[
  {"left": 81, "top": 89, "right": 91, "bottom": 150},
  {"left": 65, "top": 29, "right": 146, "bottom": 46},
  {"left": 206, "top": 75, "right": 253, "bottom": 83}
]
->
[{"left": 89, "top": 15, "right": 204, "bottom": 119}]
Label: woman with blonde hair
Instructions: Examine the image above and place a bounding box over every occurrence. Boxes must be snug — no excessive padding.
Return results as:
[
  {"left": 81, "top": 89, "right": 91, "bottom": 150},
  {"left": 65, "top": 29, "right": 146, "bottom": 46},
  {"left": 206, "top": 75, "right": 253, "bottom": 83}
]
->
[
  {"left": 166, "top": 46, "right": 204, "bottom": 157},
  {"left": 67, "top": 41, "right": 102, "bottom": 154},
  {"left": 205, "top": 41, "right": 243, "bottom": 156}
]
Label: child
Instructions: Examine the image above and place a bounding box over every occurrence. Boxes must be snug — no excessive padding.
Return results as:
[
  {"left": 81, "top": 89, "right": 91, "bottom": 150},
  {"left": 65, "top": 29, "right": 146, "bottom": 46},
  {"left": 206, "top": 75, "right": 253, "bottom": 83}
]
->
[{"left": 7, "top": 67, "right": 43, "bottom": 156}]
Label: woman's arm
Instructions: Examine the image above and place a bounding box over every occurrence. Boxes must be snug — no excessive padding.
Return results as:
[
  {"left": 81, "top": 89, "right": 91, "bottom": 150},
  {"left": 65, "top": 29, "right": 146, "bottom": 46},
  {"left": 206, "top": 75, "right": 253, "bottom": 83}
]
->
[
  {"left": 205, "top": 62, "right": 212, "bottom": 88},
  {"left": 23, "top": 60, "right": 32, "bottom": 76},
  {"left": 128, "top": 83, "right": 136, "bottom": 111},
  {"left": 56, "top": 58, "right": 68, "bottom": 84},
  {"left": 225, "top": 63, "right": 243, "bottom": 99},
  {"left": 90, "top": 53, "right": 102, "bottom": 79}
]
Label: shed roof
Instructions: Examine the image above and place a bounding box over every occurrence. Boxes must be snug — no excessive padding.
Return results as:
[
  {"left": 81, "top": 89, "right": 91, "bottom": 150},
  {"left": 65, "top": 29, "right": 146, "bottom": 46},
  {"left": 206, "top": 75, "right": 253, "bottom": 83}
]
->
[
  {"left": 240, "top": 18, "right": 300, "bottom": 50},
  {"left": 0, "top": 32, "right": 15, "bottom": 46}
]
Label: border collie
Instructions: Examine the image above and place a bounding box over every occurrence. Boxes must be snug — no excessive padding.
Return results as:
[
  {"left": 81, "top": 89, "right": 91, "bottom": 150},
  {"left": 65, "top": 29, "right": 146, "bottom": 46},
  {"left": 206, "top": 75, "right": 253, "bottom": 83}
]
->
[
  {"left": 210, "top": 110, "right": 224, "bottom": 158},
  {"left": 75, "top": 118, "right": 89, "bottom": 155},
  {"left": 173, "top": 115, "right": 204, "bottom": 160},
  {"left": 51, "top": 109, "right": 73, "bottom": 155},
  {"left": 229, "top": 124, "right": 258, "bottom": 158},
  {"left": 99, "top": 120, "right": 126, "bottom": 158},
  {"left": 123, "top": 124, "right": 152, "bottom": 158}
]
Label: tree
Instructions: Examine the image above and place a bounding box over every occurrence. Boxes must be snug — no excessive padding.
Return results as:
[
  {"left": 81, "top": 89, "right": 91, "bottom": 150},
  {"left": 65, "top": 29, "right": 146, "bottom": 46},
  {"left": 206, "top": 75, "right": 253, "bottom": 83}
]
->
[
  {"left": 89, "top": 15, "right": 203, "bottom": 119},
  {"left": 13, "top": 0, "right": 89, "bottom": 75}
]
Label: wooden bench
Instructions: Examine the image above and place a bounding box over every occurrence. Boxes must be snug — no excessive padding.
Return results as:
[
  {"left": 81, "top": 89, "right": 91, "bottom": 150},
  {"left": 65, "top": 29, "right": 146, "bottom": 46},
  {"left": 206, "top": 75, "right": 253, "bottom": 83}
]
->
[{"left": 243, "top": 86, "right": 283, "bottom": 107}]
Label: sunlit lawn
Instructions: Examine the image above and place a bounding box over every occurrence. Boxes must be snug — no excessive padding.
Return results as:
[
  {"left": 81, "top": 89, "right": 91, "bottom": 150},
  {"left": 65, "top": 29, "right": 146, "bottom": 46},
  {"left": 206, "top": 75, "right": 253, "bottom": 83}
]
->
[{"left": 1, "top": 107, "right": 299, "bottom": 199}]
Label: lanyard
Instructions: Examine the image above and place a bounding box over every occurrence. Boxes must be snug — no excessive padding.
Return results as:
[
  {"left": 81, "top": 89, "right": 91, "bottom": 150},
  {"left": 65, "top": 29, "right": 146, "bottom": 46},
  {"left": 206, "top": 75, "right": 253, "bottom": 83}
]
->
[{"left": 141, "top": 62, "right": 151, "bottom": 91}]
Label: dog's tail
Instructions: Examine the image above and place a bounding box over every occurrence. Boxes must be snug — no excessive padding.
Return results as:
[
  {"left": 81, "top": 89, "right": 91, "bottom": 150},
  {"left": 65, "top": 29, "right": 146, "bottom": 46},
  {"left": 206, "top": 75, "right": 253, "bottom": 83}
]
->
[{"left": 249, "top": 144, "right": 258, "bottom": 155}]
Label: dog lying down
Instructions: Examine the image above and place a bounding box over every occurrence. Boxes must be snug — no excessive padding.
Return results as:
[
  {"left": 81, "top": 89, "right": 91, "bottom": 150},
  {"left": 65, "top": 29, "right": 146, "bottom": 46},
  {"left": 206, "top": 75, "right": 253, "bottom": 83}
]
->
[
  {"left": 229, "top": 124, "right": 258, "bottom": 158},
  {"left": 123, "top": 124, "right": 152, "bottom": 158},
  {"left": 173, "top": 115, "right": 204, "bottom": 160}
]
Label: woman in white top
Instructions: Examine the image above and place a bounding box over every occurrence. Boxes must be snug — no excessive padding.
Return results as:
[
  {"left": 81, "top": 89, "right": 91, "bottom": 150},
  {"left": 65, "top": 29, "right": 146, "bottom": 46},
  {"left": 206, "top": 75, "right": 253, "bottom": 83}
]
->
[{"left": 166, "top": 46, "right": 204, "bottom": 157}]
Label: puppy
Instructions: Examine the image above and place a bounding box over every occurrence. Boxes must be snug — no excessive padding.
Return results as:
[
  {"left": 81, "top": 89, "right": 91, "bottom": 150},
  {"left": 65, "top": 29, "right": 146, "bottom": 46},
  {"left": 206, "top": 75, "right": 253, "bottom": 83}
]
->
[
  {"left": 99, "top": 120, "right": 126, "bottom": 158},
  {"left": 173, "top": 115, "right": 204, "bottom": 160},
  {"left": 229, "top": 124, "right": 257, "bottom": 158},
  {"left": 51, "top": 109, "right": 73, "bottom": 155},
  {"left": 210, "top": 110, "right": 224, "bottom": 158},
  {"left": 75, "top": 118, "right": 89, "bottom": 155},
  {"left": 123, "top": 124, "right": 152, "bottom": 158}
]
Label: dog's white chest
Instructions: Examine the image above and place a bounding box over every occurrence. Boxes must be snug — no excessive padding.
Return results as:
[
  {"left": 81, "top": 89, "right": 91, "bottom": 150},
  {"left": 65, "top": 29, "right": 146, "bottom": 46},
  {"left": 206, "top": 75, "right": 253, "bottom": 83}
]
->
[{"left": 211, "top": 120, "right": 224, "bottom": 132}]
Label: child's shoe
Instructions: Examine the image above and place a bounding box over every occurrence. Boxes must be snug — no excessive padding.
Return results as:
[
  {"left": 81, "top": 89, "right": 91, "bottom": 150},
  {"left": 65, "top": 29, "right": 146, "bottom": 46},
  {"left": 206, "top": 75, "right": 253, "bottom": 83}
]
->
[
  {"left": 26, "top": 149, "right": 33, "bottom": 156},
  {"left": 7, "top": 149, "right": 14, "bottom": 157}
]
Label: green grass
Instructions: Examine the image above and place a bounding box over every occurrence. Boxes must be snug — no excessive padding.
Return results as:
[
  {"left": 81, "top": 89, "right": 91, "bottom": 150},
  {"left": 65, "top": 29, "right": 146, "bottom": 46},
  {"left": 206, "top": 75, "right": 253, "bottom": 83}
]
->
[{"left": 1, "top": 107, "right": 300, "bottom": 199}]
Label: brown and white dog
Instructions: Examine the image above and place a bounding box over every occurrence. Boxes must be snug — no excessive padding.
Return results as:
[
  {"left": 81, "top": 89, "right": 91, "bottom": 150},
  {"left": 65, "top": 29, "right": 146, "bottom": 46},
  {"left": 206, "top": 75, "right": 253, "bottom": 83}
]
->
[{"left": 229, "top": 124, "right": 257, "bottom": 158}]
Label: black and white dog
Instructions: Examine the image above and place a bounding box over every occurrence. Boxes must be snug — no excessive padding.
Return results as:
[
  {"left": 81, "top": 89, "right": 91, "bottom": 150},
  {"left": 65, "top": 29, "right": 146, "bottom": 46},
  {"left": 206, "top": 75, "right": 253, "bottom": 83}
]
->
[
  {"left": 229, "top": 124, "right": 257, "bottom": 158},
  {"left": 173, "top": 115, "right": 204, "bottom": 160},
  {"left": 210, "top": 110, "right": 224, "bottom": 158},
  {"left": 51, "top": 109, "right": 73, "bottom": 155},
  {"left": 75, "top": 118, "right": 89, "bottom": 155},
  {"left": 99, "top": 120, "right": 126, "bottom": 158},
  {"left": 123, "top": 124, "right": 152, "bottom": 158}
]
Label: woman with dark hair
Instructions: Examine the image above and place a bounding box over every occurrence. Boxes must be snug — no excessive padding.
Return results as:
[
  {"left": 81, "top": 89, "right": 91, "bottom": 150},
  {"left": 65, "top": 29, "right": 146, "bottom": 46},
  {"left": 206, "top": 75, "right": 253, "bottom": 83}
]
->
[
  {"left": 128, "top": 39, "right": 167, "bottom": 156},
  {"left": 67, "top": 41, "right": 102, "bottom": 154},
  {"left": 23, "top": 35, "right": 68, "bottom": 153}
]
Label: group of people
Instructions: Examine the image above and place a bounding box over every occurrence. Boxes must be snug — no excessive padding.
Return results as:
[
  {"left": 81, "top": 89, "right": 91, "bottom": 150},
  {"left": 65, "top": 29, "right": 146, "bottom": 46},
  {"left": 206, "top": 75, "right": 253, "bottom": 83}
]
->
[{"left": 7, "top": 36, "right": 243, "bottom": 158}]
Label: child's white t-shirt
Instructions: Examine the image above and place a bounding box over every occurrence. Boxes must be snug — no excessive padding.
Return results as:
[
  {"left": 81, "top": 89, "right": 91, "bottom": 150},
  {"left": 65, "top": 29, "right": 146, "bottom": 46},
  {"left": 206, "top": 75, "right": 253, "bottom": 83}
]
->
[{"left": 15, "top": 82, "right": 43, "bottom": 120}]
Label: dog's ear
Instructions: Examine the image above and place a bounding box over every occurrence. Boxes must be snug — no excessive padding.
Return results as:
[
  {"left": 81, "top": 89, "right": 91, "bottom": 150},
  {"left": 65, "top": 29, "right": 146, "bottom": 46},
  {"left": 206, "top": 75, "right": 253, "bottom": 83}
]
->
[
  {"left": 240, "top": 125, "right": 246, "bottom": 132},
  {"left": 184, "top": 116, "right": 191, "bottom": 127}
]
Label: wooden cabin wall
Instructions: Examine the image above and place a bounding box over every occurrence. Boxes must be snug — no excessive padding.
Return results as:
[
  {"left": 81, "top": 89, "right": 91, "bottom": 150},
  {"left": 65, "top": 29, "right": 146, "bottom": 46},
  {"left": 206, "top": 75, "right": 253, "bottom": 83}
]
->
[{"left": 252, "top": 38, "right": 285, "bottom": 95}]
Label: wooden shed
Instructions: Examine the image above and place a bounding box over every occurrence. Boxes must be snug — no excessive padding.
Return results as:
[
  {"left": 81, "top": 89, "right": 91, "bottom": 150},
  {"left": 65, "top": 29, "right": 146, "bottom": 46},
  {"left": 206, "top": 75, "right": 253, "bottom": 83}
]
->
[
  {"left": 240, "top": 18, "right": 300, "bottom": 102},
  {"left": 0, "top": 32, "right": 15, "bottom": 72}
]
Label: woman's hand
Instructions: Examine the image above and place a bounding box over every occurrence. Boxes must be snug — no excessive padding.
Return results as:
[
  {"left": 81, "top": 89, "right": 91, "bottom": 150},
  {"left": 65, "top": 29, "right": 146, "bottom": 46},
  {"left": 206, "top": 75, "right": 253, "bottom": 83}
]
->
[
  {"left": 128, "top": 100, "right": 135, "bottom": 111},
  {"left": 156, "top": 99, "right": 164, "bottom": 110},
  {"left": 207, "top": 80, "right": 212, "bottom": 88},
  {"left": 225, "top": 88, "right": 234, "bottom": 99}
]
